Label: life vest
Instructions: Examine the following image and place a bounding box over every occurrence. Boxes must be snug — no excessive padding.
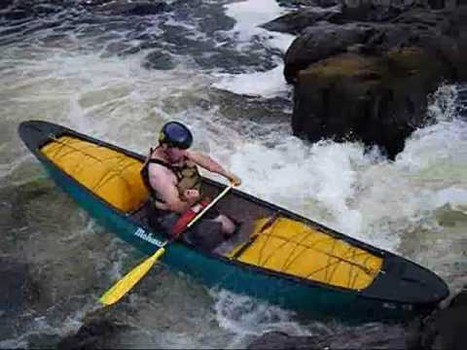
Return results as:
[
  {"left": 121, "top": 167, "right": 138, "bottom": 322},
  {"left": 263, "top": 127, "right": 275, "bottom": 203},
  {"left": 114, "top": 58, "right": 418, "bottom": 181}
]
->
[
  {"left": 140, "top": 149, "right": 209, "bottom": 237},
  {"left": 140, "top": 150, "right": 202, "bottom": 204}
]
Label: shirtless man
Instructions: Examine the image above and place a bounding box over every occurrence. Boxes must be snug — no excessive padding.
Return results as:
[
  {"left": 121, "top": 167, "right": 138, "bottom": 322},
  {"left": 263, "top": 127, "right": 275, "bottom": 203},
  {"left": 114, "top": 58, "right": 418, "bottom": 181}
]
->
[{"left": 141, "top": 121, "right": 241, "bottom": 249}]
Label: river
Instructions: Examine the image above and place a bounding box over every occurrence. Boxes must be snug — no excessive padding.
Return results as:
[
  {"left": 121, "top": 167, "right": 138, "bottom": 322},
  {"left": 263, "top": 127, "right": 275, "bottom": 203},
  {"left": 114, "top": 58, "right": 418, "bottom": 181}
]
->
[{"left": 1, "top": 0, "right": 466, "bottom": 348}]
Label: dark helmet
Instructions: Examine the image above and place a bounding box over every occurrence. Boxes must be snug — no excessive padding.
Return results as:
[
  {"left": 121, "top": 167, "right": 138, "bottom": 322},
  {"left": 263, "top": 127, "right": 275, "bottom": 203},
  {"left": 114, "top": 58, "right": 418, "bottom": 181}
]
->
[{"left": 159, "top": 121, "right": 193, "bottom": 149}]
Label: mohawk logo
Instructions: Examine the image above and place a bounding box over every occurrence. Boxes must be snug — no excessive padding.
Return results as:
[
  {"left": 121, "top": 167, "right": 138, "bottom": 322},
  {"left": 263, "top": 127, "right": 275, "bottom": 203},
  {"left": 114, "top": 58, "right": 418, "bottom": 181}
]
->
[{"left": 133, "top": 227, "right": 163, "bottom": 247}]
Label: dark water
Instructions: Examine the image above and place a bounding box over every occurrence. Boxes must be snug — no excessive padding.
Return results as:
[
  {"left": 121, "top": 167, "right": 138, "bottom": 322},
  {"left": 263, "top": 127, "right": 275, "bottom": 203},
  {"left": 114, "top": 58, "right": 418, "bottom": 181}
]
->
[{"left": 1, "top": 1, "right": 466, "bottom": 348}]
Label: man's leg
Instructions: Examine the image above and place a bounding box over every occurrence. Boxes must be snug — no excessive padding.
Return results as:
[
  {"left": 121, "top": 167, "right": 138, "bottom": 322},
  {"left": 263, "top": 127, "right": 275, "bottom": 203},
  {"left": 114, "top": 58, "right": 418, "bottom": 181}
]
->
[{"left": 211, "top": 214, "right": 236, "bottom": 236}]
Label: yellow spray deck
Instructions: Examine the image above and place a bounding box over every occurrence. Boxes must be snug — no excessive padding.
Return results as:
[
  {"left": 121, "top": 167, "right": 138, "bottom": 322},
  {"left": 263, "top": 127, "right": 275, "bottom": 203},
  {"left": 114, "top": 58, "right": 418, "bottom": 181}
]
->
[
  {"left": 41, "top": 136, "right": 148, "bottom": 213},
  {"left": 228, "top": 218, "right": 383, "bottom": 291}
]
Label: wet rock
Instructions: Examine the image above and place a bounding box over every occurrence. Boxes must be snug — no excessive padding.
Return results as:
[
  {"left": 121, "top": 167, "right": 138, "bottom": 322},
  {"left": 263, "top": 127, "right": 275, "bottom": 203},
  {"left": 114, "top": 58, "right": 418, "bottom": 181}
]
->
[
  {"left": 261, "top": 3, "right": 418, "bottom": 36},
  {"left": 283, "top": 7, "right": 465, "bottom": 82},
  {"left": 0, "top": 0, "right": 68, "bottom": 20},
  {"left": 0, "top": 257, "right": 40, "bottom": 316},
  {"left": 143, "top": 50, "right": 176, "bottom": 70},
  {"left": 456, "top": 85, "right": 467, "bottom": 118},
  {"left": 409, "top": 287, "right": 467, "bottom": 350},
  {"left": 247, "top": 331, "right": 323, "bottom": 350},
  {"left": 283, "top": 4, "right": 467, "bottom": 158},
  {"left": 333, "top": 2, "right": 418, "bottom": 24},
  {"left": 260, "top": 8, "right": 339, "bottom": 35},
  {"left": 271, "top": 2, "right": 428, "bottom": 31},
  {"left": 0, "top": 9, "right": 29, "bottom": 20},
  {"left": 78, "top": 0, "right": 114, "bottom": 6},
  {"left": 276, "top": 0, "right": 340, "bottom": 8},
  {"left": 90, "top": 0, "right": 166, "bottom": 16},
  {"left": 292, "top": 49, "right": 450, "bottom": 158},
  {"left": 0, "top": 0, "right": 14, "bottom": 10},
  {"left": 57, "top": 309, "right": 130, "bottom": 350},
  {"left": 249, "top": 322, "right": 411, "bottom": 349},
  {"left": 284, "top": 22, "right": 373, "bottom": 83}
]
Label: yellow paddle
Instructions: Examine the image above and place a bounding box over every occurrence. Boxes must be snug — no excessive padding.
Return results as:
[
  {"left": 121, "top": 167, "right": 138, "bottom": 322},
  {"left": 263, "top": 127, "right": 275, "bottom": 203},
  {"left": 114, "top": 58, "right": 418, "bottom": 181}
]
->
[{"left": 99, "top": 183, "right": 234, "bottom": 306}]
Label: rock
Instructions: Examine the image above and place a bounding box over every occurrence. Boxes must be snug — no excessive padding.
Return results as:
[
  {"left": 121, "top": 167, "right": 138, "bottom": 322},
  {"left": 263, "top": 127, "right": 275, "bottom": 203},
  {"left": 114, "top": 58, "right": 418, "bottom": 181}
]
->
[
  {"left": 247, "top": 331, "right": 323, "bottom": 350},
  {"left": 334, "top": 2, "right": 419, "bottom": 24},
  {"left": 57, "top": 309, "right": 129, "bottom": 350},
  {"left": 0, "top": 0, "right": 14, "bottom": 10},
  {"left": 78, "top": 0, "right": 114, "bottom": 6},
  {"left": 0, "top": 257, "right": 40, "bottom": 316},
  {"left": 292, "top": 48, "right": 450, "bottom": 158},
  {"left": 0, "top": 9, "right": 29, "bottom": 20},
  {"left": 91, "top": 0, "right": 166, "bottom": 16},
  {"left": 389, "top": 7, "right": 467, "bottom": 80},
  {"left": 276, "top": 0, "right": 340, "bottom": 8},
  {"left": 456, "top": 85, "right": 467, "bottom": 118},
  {"left": 143, "top": 50, "right": 176, "bottom": 70},
  {"left": 284, "top": 4, "right": 467, "bottom": 158},
  {"left": 0, "top": 0, "right": 70, "bottom": 20},
  {"left": 284, "top": 22, "right": 373, "bottom": 83},
  {"left": 410, "top": 287, "right": 467, "bottom": 350},
  {"left": 261, "top": 3, "right": 418, "bottom": 36},
  {"left": 260, "top": 8, "right": 339, "bottom": 35}
]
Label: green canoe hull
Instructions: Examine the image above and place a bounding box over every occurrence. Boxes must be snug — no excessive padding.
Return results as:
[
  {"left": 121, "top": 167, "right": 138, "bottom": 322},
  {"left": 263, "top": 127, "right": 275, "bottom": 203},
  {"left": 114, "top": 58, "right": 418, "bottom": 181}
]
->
[
  {"left": 19, "top": 120, "right": 449, "bottom": 323},
  {"left": 40, "top": 148, "right": 417, "bottom": 323}
]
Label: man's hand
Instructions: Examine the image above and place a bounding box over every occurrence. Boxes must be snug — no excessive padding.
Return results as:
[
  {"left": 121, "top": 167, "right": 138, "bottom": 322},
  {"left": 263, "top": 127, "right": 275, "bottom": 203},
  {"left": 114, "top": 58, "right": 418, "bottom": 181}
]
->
[
  {"left": 183, "top": 189, "right": 200, "bottom": 205},
  {"left": 227, "top": 173, "right": 242, "bottom": 187},
  {"left": 187, "top": 151, "right": 242, "bottom": 187}
]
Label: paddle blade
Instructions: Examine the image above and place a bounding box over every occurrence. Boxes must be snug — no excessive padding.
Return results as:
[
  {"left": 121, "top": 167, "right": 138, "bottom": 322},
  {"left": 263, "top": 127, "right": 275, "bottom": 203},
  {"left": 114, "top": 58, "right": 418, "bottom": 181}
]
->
[{"left": 99, "top": 247, "right": 166, "bottom": 306}]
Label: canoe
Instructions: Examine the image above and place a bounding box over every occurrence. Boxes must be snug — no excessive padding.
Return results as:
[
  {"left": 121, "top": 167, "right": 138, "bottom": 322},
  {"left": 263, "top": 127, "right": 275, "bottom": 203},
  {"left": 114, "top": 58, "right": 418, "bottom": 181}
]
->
[{"left": 18, "top": 120, "right": 449, "bottom": 323}]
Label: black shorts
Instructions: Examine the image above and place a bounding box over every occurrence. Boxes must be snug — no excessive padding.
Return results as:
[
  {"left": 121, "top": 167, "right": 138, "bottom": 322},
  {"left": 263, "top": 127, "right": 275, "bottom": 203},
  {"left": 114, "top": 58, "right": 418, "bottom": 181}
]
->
[{"left": 156, "top": 211, "right": 224, "bottom": 252}]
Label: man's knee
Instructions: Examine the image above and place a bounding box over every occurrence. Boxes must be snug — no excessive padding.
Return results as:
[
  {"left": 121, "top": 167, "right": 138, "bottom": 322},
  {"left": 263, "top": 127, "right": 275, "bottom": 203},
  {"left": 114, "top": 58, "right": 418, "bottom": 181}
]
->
[
  {"left": 211, "top": 214, "right": 236, "bottom": 235},
  {"left": 187, "top": 219, "right": 224, "bottom": 251}
]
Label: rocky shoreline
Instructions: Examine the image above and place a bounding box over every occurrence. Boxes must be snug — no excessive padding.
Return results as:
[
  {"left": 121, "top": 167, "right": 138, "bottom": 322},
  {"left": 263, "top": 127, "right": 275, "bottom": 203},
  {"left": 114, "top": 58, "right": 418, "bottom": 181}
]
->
[{"left": 266, "top": 0, "right": 467, "bottom": 158}]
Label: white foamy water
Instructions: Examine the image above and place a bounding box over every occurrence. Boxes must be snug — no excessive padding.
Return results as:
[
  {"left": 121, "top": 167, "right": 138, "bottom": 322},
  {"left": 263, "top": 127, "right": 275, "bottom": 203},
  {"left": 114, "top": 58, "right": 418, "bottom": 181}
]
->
[
  {"left": 224, "top": 0, "right": 289, "bottom": 45},
  {"left": 213, "top": 0, "right": 295, "bottom": 98},
  {"left": 212, "top": 65, "right": 292, "bottom": 98},
  {"left": 211, "top": 289, "right": 312, "bottom": 349}
]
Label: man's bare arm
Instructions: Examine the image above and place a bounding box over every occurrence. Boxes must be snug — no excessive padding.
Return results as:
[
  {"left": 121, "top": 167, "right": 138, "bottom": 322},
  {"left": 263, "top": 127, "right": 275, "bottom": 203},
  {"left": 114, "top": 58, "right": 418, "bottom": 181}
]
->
[{"left": 186, "top": 150, "right": 241, "bottom": 185}]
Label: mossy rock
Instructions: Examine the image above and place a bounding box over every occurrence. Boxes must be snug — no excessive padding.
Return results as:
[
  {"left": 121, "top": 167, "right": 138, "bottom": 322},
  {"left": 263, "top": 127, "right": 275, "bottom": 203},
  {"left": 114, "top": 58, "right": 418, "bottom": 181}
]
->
[{"left": 298, "top": 53, "right": 382, "bottom": 84}]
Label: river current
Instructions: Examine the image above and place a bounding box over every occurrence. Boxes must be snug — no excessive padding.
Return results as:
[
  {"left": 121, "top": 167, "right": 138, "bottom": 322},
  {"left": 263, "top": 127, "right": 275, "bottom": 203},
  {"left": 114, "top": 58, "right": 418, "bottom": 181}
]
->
[{"left": 1, "top": 0, "right": 466, "bottom": 348}]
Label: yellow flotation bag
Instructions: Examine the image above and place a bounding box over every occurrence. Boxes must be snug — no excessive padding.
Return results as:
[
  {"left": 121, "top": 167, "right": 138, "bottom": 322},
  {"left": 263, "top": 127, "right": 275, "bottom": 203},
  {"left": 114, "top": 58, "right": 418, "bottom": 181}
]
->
[
  {"left": 41, "top": 136, "right": 148, "bottom": 213},
  {"left": 228, "top": 217, "right": 383, "bottom": 291}
]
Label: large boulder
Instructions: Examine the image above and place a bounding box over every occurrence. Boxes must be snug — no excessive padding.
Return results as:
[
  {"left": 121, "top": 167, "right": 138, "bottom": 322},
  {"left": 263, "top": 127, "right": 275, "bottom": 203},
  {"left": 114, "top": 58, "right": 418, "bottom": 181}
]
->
[
  {"left": 292, "top": 49, "right": 449, "bottom": 157},
  {"left": 284, "top": 5, "right": 467, "bottom": 158},
  {"left": 83, "top": 0, "right": 166, "bottom": 16},
  {"left": 276, "top": 0, "right": 340, "bottom": 8},
  {"left": 56, "top": 309, "right": 130, "bottom": 350},
  {"left": 0, "top": 257, "right": 41, "bottom": 317},
  {"left": 0, "top": 0, "right": 68, "bottom": 19},
  {"left": 0, "top": 0, "right": 14, "bottom": 10},
  {"left": 335, "top": 1, "right": 421, "bottom": 23},
  {"left": 247, "top": 331, "right": 323, "bottom": 349},
  {"left": 261, "top": 1, "right": 423, "bottom": 36},
  {"left": 260, "top": 8, "right": 339, "bottom": 35},
  {"left": 284, "top": 22, "right": 373, "bottom": 83},
  {"left": 409, "top": 287, "right": 467, "bottom": 350}
]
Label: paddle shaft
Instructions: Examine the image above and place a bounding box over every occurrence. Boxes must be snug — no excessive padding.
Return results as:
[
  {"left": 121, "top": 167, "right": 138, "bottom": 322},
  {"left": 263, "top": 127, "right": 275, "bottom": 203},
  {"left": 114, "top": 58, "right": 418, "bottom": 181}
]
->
[
  {"left": 186, "top": 184, "right": 233, "bottom": 229},
  {"left": 159, "top": 183, "right": 234, "bottom": 248}
]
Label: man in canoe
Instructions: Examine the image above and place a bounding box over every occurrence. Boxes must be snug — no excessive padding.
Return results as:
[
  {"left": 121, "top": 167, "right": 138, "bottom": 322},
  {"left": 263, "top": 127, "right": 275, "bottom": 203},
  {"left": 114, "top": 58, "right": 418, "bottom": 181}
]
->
[{"left": 141, "top": 120, "right": 241, "bottom": 251}]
